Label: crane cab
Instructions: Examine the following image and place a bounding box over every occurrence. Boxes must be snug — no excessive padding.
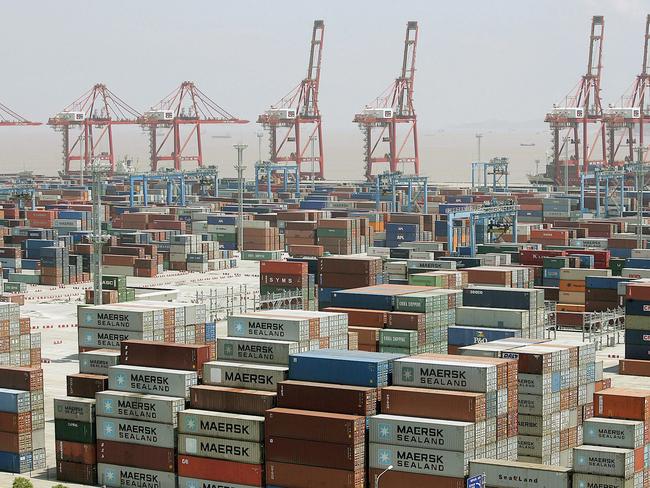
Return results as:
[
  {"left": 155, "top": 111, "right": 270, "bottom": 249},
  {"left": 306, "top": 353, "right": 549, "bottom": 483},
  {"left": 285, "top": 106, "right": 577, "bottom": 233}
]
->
[
  {"left": 144, "top": 110, "right": 174, "bottom": 121},
  {"left": 362, "top": 108, "right": 394, "bottom": 119},
  {"left": 56, "top": 111, "right": 86, "bottom": 122},
  {"left": 266, "top": 108, "right": 296, "bottom": 119}
]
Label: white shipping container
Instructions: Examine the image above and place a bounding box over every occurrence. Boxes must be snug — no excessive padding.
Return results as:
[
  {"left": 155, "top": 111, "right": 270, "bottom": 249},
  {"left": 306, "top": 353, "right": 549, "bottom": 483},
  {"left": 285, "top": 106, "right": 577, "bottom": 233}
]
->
[
  {"left": 178, "top": 477, "right": 257, "bottom": 488},
  {"left": 393, "top": 357, "right": 497, "bottom": 392},
  {"left": 369, "top": 442, "right": 468, "bottom": 477},
  {"left": 78, "top": 327, "right": 152, "bottom": 350},
  {"left": 203, "top": 361, "right": 288, "bottom": 392},
  {"left": 96, "top": 416, "right": 176, "bottom": 448},
  {"left": 108, "top": 365, "right": 197, "bottom": 399},
  {"left": 78, "top": 349, "right": 121, "bottom": 375},
  {"left": 227, "top": 314, "right": 312, "bottom": 342},
  {"left": 98, "top": 463, "right": 176, "bottom": 488},
  {"left": 178, "top": 433, "right": 263, "bottom": 464},
  {"left": 368, "top": 414, "right": 474, "bottom": 452},
  {"left": 582, "top": 418, "right": 644, "bottom": 449},
  {"left": 217, "top": 337, "right": 299, "bottom": 366},
  {"left": 95, "top": 391, "right": 185, "bottom": 426},
  {"left": 573, "top": 445, "right": 635, "bottom": 478},
  {"left": 470, "top": 459, "right": 572, "bottom": 488},
  {"left": 179, "top": 409, "right": 264, "bottom": 442},
  {"left": 572, "top": 473, "right": 635, "bottom": 488}
]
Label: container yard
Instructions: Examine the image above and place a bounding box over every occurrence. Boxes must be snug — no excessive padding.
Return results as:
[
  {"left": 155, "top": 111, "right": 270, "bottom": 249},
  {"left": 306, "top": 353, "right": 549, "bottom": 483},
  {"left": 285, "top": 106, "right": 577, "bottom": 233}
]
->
[{"left": 1, "top": 3, "right": 650, "bottom": 488}]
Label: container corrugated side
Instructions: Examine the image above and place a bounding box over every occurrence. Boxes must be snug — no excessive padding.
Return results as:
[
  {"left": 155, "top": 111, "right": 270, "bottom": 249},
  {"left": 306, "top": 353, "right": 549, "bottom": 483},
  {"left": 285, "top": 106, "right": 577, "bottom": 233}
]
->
[
  {"left": 178, "top": 409, "right": 264, "bottom": 442},
  {"left": 583, "top": 417, "right": 644, "bottom": 449},
  {"left": 573, "top": 445, "right": 635, "bottom": 478},
  {"left": 178, "top": 433, "right": 263, "bottom": 464},
  {"left": 53, "top": 397, "right": 95, "bottom": 424},
  {"left": 392, "top": 357, "right": 496, "bottom": 393},
  {"left": 368, "top": 414, "right": 474, "bottom": 452},
  {"left": 469, "top": 459, "right": 572, "bottom": 488},
  {"left": 217, "top": 337, "right": 298, "bottom": 365},
  {"left": 203, "top": 361, "right": 287, "bottom": 392},
  {"left": 108, "top": 365, "right": 197, "bottom": 399},
  {"left": 95, "top": 391, "right": 185, "bottom": 426},
  {"left": 369, "top": 442, "right": 468, "bottom": 477},
  {"left": 97, "top": 463, "right": 177, "bottom": 488},
  {"left": 78, "top": 349, "right": 121, "bottom": 375},
  {"left": 96, "top": 416, "right": 176, "bottom": 449}
]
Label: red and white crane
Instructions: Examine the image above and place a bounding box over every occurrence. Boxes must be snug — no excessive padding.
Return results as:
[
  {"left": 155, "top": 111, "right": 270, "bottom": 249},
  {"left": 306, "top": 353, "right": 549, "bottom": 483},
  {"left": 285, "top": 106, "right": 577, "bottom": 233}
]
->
[
  {"left": 354, "top": 21, "right": 419, "bottom": 181},
  {"left": 0, "top": 102, "right": 40, "bottom": 127},
  {"left": 603, "top": 15, "right": 650, "bottom": 165},
  {"left": 545, "top": 16, "right": 607, "bottom": 184},
  {"left": 257, "top": 20, "right": 325, "bottom": 179},
  {"left": 48, "top": 84, "right": 140, "bottom": 175},
  {"left": 140, "top": 81, "right": 248, "bottom": 172}
]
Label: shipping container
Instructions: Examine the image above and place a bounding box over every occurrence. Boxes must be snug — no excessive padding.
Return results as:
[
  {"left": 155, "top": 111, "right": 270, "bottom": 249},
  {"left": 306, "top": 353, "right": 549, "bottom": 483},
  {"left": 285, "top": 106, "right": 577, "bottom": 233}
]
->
[
  {"left": 266, "top": 460, "right": 364, "bottom": 488},
  {"left": 78, "top": 349, "right": 121, "bottom": 375},
  {"left": 265, "top": 408, "right": 365, "bottom": 444},
  {"left": 98, "top": 463, "right": 177, "bottom": 488},
  {"left": 203, "top": 361, "right": 288, "bottom": 392},
  {"left": 178, "top": 409, "right": 264, "bottom": 442},
  {"left": 277, "top": 380, "right": 377, "bottom": 416},
  {"left": 53, "top": 396, "right": 95, "bottom": 423},
  {"left": 178, "top": 433, "right": 263, "bottom": 464},
  {"left": 95, "top": 391, "right": 185, "bottom": 426},
  {"left": 582, "top": 417, "right": 644, "bottom": 449},
  {"left": 469, "top": 459, "right": 572, "bottom": 488},
  {"left": 190, "top": 385, "right": 276, "bottom": 416},
  {"left": 96, "top": 416, "right": 176, "bottom": 448},
  {"left": 97, "top": 439, "right": 175, "bottom": 472},
  {"left": 369, "top": 442, "right": 468, "bottom": 477},
  {"left": 177, "top": 455, "right": 264, "bottom": 486},
  {"left": 108, "top": 365, "right": 197, "bottom": 399},
  {"left": 55, "top": 440, "right": 96, "bottom": 464},
  {"left": 56, "top": 459, "right": 98, "bottom": 484},
  {"left": 266, "top": 435, "right": 364, "bottom": 470},
  {"left": 381, "top": 386, "right": 486, "bottom": 422},
  {"left": 572, "top": 445, "right": 636, "bottom": 478},
  {"left": 121, "top": 340, "right": 211, "bottom": 376},
  {"left": 217, "top": 337, "right": 298, "bottom": 365}
]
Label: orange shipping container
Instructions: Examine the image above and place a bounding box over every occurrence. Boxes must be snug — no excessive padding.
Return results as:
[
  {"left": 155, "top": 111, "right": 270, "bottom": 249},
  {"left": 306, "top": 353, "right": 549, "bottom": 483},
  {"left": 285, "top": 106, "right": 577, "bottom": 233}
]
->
[{"left": 594, "top": 388, "right": 650, "bottom": 421}]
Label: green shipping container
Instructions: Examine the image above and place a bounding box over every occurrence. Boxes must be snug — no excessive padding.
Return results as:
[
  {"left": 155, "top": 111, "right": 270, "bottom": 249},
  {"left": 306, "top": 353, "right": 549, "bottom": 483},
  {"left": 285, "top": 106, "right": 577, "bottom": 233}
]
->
[
  {"left": 380, "top": 329, "right": 418, "bottom": 349},
  {"left": 102, "top": 275, "right": 127, "bottom": 291},
  {"left": 213, "top": 232, "right": 237, "bottom": 243},
  {"left": 408, "top": 275, "right": 443, "bottom": 287},
  {"left": 54, "top": 418, "right": 96, "bottom": 444},
  {"left": 3, "top": 282, "right": 25, "bottom": 293},
  {"left": 610, "top": 258, "right": 625, "bottom": 277}
]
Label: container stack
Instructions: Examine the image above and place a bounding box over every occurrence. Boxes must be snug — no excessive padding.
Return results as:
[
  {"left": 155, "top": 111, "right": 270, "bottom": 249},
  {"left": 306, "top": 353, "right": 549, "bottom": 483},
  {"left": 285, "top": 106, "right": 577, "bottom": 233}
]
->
[
  {"left": 207, "top": 214, "right": 237, "bottom": 251},
  {"left": 96, "top": 361, "right": 197, "bottom": 487},
  {"left": 461, "top": 338, "right": 599, "bottom": 467},
  {"left": 317, "top": 256, "right": 383, "bottom": 307},
  {"left": 573, "top": 415, "right": 646, "bottom": 487},
  {"left": 325, "top": 284, "right": 459, "bottom": 354},
  {"left": 259, "top": 260, "right": 312, "bottom": 309},
  {"left": 584, "top": 275, "right": 627, "bottom": 312},
  {"left": 0, "top": 301, "right": 45, "bottom": 475},
  {"left": 622, "top": 281, "right": 650, "bottom": 362},
  {"left": 76, "top": 301, "right": 209, "bottom": 355},
  {"left": 465, "top": 266, "right": 531, "bottom": 288},
  {"left": 558, "top": 268, "right": 611, "bottom": 312},
  {"left": 317, "top": 218, "right": 365, "bottom": 255},
  {"left": 265, "top": 349, "right": 392, "bottom": 487},
  {"left": 243, "top": 220, "right": 281, "bottom": 251},
  {"left": 408, "top": 269, "right": 467, "bottom": 289},
  {"left": 449, "top": 286, "right": 546, "bottom": 350},
  {"left": 54, "top": 396, "right": 97, "bottom": 485},
  {"left": 370, "top": 353, "right": 518, "bottom": 486}
]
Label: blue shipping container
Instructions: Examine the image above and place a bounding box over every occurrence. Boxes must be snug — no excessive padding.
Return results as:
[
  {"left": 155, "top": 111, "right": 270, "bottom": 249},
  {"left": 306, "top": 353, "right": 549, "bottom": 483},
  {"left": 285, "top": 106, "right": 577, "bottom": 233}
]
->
[{"left": 0, "top": 451, "right": 32, "bottom": 473}]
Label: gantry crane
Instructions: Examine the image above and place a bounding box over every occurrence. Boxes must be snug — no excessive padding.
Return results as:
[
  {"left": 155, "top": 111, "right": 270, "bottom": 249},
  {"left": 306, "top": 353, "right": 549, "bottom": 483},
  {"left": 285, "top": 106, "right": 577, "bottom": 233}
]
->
[
  {"left": 354, "top": 21, "right": 420, "bottom": 181},
  {"left": 257, "top": 20, "right": 325, "bottom": 179},
  {"left": 603, "top": 15, "right": 650, "bottom": 166},
  {"left": 0, "top": 102, "right": 40, "bottom": 127},
  {"left": 140, "top": 81, "right": 248, "bottom": 172},
  {"left": 545, "top": 16, "right": 607, "bottom": 186},
  {"left": 48, "top": 84, "right": 141, "bottom": 175}
]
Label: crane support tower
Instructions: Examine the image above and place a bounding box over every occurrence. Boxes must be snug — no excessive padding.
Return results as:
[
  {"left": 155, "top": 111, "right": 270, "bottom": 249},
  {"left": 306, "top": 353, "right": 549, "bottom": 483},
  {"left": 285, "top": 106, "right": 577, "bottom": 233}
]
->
[
  {"left": 545, "top": 16, "right": 606, "bottom": 186},
  {"left": 141, "top": 81, "right": 248, "bottom": 172},
  {"left": 257, "top": 20, "right": 325, "bottom": 180},
  {"left": 603, "top": 15, "right": 650, "bottom": 166},
  {"left": 355, "top": 21, "right": 420, "bottom": 180},
  {"left": 48, "top": 84, "right": 141, "bottom": 176}
]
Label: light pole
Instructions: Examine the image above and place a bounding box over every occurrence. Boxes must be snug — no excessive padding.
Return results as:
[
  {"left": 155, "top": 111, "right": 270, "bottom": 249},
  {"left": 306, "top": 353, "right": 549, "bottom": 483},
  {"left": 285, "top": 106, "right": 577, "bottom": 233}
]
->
[
  {"left": 309, "top": 135, "right": 316, "bottom": 188},
  {"left": 476, "top": 133, "right": 483, "bottom": 188},
  {"left": 375, "top": 465, "right": 393, "bottom": 488},
  {"left": 256, "top": 132, "right": 263, "bottom": 164},
  {"left": 563, "top": 135, "right": 571, "bottom": 195},
  {"left": 234, "top": 144, "right": 247, "bottom": 254},
  {"left": 637, "top": 146, "right": 646, "bottom": 250}
]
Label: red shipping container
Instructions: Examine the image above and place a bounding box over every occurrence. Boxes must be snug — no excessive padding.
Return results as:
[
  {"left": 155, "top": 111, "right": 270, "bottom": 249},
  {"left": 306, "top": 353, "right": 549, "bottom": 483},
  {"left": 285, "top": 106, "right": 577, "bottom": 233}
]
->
[
  {"left": 177, "top": 455, "right": 264, "bottom": 486},
  {"left": 55, "top": 440, "right": 96, "bottom": 464}
]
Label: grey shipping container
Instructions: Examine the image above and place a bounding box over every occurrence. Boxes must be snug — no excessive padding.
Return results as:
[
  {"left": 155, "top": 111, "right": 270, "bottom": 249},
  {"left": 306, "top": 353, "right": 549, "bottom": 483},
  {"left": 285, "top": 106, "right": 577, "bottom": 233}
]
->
[
  {"left": 96, "top": 391, "right": 185, "bottom": 426},
  {"left": 582, "top": 417, "right": 644, "bottom": 449},
  {"left": 217, "top": 337, "right": 299, "bottom": 365},
  {"left": 78, "top": 349, "right": 121, "bottom": 375},
  {"left": 96, "top": 416, "right": 176, "bottom": 449},
  {"left": 203, "top": 361, "right": 288, "bottom": 392},
  {"left": 79, "top": 307, "right": 154, "bottom": 331},
  {"left": 97, "top": 463, "right": 177, "bottom": 488},
  {"left": 108, "top": 365, "right": 197, "bottom": 399},
  {"left": 179, "top": 409, "right": 264, "bottom": 442},
  {"left": 392, "top": 357, "right": 497, "bottom": 393},
  {"left": 227, "top": 314, "right": 311, "bottom": 342},
  {"left": 78, "top": 327, "right": 152, "bottom": 349},
  {"left": 178, "top": 433, "right": 263, "bottom": 464},
  {"left": 53, "top": 397, "right": 95, "bottom": 424},
  {"left": 573, "top": 445, "right": 635, "bottom": 478},
  {"left": 470, "top": 459, "right": 571, "bottom": 488},
  {"left": 571, "top": 473, "right": 635, "bottom": 488},
  {"left": 369, "top": 442, "right": 468, "bottom": 477},
  {"left": 456, "top": 306, "right": 529, "bottom": 329},
  {"left": 178, "top": 477, "right": 258, "bottom": 488},
  {"left": 368, "top": 414, "right": 473, "bottom": 452}
]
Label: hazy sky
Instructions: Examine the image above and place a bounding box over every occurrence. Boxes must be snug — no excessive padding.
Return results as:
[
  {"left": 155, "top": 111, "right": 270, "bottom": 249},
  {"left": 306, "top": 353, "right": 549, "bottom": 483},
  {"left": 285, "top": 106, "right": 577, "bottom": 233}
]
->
[{"left": 0, "top": 0, "right": 647, "bottom": 181}]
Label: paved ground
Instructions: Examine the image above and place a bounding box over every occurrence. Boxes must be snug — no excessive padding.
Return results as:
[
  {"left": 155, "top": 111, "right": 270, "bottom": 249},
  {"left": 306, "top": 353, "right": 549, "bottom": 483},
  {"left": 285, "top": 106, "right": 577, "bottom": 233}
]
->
[{"left": 1, "top": 261, "right": 649, "bottom": 487}]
